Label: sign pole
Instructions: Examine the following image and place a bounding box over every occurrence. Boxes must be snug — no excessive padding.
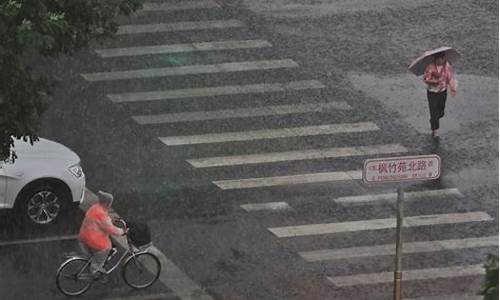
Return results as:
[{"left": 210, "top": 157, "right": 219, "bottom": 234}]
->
[
  {"left": 393, "top": 185, "right": 404, "bottom": 300},
  {"left": 363, "top": 155, "right": 441, "bottom": 300}
]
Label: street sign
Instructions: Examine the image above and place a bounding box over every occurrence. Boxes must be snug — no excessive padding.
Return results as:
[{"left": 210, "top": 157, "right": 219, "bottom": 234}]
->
[
  {"left": 362, "top": 154, "right": 442, "bottom": 300},
  {"left": 363, "top": 155, "right": 441, "bottom": 184}
]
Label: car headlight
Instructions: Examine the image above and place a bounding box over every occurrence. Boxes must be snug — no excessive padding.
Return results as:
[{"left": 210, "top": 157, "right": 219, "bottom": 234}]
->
[{"left": 69, "top": 163, "right": 84, "bottom": 178}]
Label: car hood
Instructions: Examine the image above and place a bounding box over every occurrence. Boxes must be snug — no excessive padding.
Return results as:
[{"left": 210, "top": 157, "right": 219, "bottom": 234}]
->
[{"left": 12, "top": 138, "right": 80, "bottom": 163}]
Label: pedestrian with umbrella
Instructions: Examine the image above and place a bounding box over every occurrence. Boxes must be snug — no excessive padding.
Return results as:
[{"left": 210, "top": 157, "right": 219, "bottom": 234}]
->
[{"left": 408, "top": 47, "right": 459, "bottom": 139}]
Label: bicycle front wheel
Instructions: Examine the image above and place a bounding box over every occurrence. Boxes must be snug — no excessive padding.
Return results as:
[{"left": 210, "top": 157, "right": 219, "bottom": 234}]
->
[
  {"left": 56, "top": 257, "right": 93, "bottom": 296},
  {"left": 122, "top": 252, "right": 161, "bottom": 289}
]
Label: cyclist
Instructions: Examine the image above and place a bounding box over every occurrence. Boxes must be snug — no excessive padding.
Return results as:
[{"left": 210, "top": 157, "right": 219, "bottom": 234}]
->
[{"left": 78, "top": 191, "right": 125, "bottom": 277}]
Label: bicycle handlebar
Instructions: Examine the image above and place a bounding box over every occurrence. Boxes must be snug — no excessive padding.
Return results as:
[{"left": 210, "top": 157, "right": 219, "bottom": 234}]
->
[{"left": 112, "top": 217, "right": 128, "bottom": 234}]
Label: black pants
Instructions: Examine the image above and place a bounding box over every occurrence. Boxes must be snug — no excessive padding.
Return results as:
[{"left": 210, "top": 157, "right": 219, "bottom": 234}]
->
[{"left": 427, "top": 90, "right": 447, "bottom": 130}]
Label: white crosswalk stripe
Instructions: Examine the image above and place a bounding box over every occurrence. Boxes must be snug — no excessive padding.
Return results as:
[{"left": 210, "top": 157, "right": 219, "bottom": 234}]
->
[
  {"left": 139, "top": 0, "right": 220, "bottom": 12},
  {"left": 187, "top": 144, "right": 407, "bottom": 168},
  {"left": 108, "top": 80, "right": 325, "bottom": 103},
  {"left": 213, "top": 170, "right": 362, "bottom": 190},
  {"left": 268, "top": 212, "right": 493, "bottom": 238},
  {"left": 241, "top": 202, "right": 292, "bottom": 212},
  {"left": 405, "top": 294, "right": 482, "bottom": 300},
  {"left": 299, "top": 236, "right": 498, "bottom": 261},
  {"left": 160, "top": 122, "right": 378, "bottom": 146},
  {"left": 327, "top": 264, "right": 485, "bottom": 287},
  {"left": 93, "top": 292, "right": 177, "bottom": 300},
  {"left": 118, "top": 19, "right": 244, "bottom": 35},
  {"left": 333, "top": 188, "right": 464, "bottom": 205},
  {"left": 133, "top": 102, "right": 352, "bottom": 124},
  {"left": 95, "top": 39, "right": 272, "bottom": 58},
  {"left": 0, "top": 235, "right": 77, "bottom": 247},
  {"left": 81, "top": 59, "right": 299, "bottom": 81}
]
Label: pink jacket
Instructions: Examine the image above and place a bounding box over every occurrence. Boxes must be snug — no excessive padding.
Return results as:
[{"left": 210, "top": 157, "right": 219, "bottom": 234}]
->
[{"left": 424, "top": 62, "right": 457, "bottom": 93}]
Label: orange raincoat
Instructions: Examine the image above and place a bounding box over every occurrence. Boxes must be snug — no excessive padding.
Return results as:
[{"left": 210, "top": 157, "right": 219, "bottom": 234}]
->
[{"left": 79, "top": 203, "right": 124, "bottom": 251}]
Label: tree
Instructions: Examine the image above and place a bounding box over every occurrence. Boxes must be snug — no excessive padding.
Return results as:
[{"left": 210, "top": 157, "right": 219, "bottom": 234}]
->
[
  {"left": 481, "top": 255, "right": 499, "bottom": 300},
  {"left": 0, "top": 0, "right": 142, "bottom": 160}
]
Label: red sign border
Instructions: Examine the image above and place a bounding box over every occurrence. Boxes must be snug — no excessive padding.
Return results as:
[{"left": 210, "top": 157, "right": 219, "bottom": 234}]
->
[{"left": 362, "top": 154, "right": 441, "bottom": 184}]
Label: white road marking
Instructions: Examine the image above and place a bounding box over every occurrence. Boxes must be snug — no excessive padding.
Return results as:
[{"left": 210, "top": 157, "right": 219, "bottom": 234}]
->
[
  {"left": 118, "top": 19, "right": 244, "bottom": 35},
  {"left": 299, "top": 236, "right": 498, "bottom": 261},
  {"left": 240, "top": 202, "right": 292, "bottom": 212},
  {"left": 159, "top": 122, "right": 378, "bottom": 146},
  {"left": 213, "top": 170, "right": 362, "bottom": 190},
  {"left": 327, "top": 264, "right": 485, "bottom": 287},
  {"left": 268, "top": 211, "right": 493, "bottom": 238},
  {"left": 93, "top": 292, "right": 177, "bottom": 300},
  {"left": 405, "top": 294, "right": 482, "bottom": 300},
  {"left": 133, "top": 102, "right": 351, "bottom": 124},
  {"left": 82, "top": 59, "right": 299, "bottom": 81},
  {"left": 188, "top": 144, "right": 407, "bottom": 168},
  {"left": 95, "top": 39, "right": 272, "bottom": 58},
  {"left": 334, "top": 188, "right": 464, "bottom": 205},
  {"left": 140, "top": 0, "right": 220, "bottom": 12},
  {"left": 147, "top": 247, "right": 214, "bottom": 300},
  {"left": 108, "top": 80, "right": 325, "bottom": 103},
  {"left": 82, "top": 189, "right": 214, "bottom": 300},
  {"left": 0, "top": 235, "right": 77, "bottom": 247},
  {"left": 246, "top": 0, "right": 449, "bottom": 17}
]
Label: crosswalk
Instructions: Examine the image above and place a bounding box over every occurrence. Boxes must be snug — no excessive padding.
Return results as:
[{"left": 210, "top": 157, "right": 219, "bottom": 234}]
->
[
  {"left": 117, "top": 19, "right": 244, "bottom": 35},
  {"left": 107, "top": 80, "right": 325, "bottom": 102},
  {"left": 214, "top": 170, "right": 363, "bottom": 190},
  {"left": 132, "top": 101, "right": 352, "bottom": 124},
  {"left": 83, "top": 1, "right": 497, "bottom": 299},
  {"left": 95, "top": 39, "right": 272, "bottom": 57},
  {"left": 159, "top": 122, "right": 378, "bottom": 145},
  {"left": 327, "top": 264, "right": 485, "bottom": 287},
  {"left": 139, "top": 0, "right": 220, "bottom": 12},
  {"left": 188, "top": 144, "right": 407, "bottom": 168},
  {"left": 268, "top": 212, "right": 493, "bottom": 238},
  {"left": 299, "top": 236, "right": 498, "bottom": 262},
  {"left": 333, "top": 188, "right": 464, "bottom": 205},
  {"left": 407, "top": 295, "right": 481, "bottom": 300},
  {"left": 82, "top": 59, "right": 299, "bottom": 81},
  {"left": 240, "top": 201, "right": 293, "bottom": 212}
]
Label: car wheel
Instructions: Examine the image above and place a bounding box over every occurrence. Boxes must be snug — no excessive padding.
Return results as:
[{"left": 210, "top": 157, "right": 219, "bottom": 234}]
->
[{"left": 18, "top": 184, "right": 68, "bottom": 225}]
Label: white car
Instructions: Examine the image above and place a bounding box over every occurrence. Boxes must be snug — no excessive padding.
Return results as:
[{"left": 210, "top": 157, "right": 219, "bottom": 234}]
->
[{"left": 0, "top": 138, "right": 86, "bottom": 225}]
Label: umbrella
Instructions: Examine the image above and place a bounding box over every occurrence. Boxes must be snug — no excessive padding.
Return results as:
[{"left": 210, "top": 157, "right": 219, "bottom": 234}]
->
[{"left": 408, "top": 46, "right": 460, "bottom": 76}]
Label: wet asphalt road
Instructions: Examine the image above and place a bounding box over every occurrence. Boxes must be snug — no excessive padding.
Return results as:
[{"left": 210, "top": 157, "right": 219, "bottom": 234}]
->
[{"left": 0, "top": 1, "right": 498, "bottom": 299}]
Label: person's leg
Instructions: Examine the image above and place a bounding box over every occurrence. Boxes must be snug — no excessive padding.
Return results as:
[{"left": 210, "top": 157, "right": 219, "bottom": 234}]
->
[
  {"left": 438, "top": 91, "right": 447, "bottom": 119},
  {"left": 79, "top": 242, "right": 91, "bottom": 257},
  {"left": 91, "top": 249, "right": 110, "bottom": 274},
  {"left": 79, "top": 242, "right": 103, "bottom": 276},
  {"left": 427, "top": 91, "right": 440, "bottom": 132}
]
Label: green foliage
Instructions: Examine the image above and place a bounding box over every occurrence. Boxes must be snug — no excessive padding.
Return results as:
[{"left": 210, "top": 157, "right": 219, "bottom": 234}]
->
[
  {"left": 481, "top": 254, "right": 499, "bottom": 300},
  {"left": 0, "top": 0, "right": 142, "bottom": 160}
]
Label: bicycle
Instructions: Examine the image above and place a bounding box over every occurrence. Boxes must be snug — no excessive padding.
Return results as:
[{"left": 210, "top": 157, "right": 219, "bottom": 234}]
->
[{"left": 56, "top": 219, "right": 161, "bottom": 296}]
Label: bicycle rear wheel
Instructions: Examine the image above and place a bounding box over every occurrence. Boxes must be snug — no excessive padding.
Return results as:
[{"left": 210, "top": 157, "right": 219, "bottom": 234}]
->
[
  {"left": 122, "top": 252, "right": 161, "bottom": 289},
  {"left": 56, "top": 257, "right": 93, "bottom": 296}
]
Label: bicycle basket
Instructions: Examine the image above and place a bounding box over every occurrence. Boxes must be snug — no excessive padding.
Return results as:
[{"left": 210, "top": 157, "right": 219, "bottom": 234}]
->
[{"left": 127, "top": 221, "right": 151, "bottom": 248}]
